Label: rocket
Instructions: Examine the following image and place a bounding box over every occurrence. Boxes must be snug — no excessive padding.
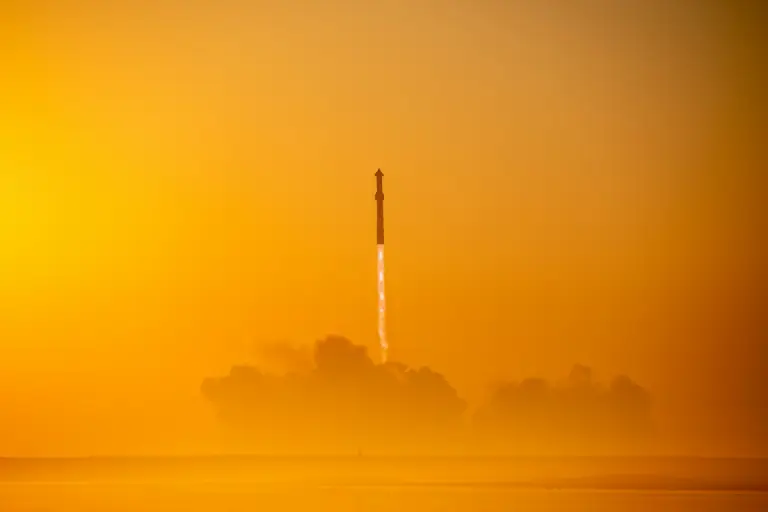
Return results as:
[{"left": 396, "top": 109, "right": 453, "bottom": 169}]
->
[
  {"left": 375, "top": 169, "right": 384, "bottom": 244},
  {"left": 375, "top": 168, "right": 388, "bottom": 362}
]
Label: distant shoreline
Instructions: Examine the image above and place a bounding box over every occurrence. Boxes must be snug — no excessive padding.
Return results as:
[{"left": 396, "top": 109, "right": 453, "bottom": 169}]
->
[
  {"left": 1, "top": 456, "right": 766, "bottom": 492},
  {"left": 2, "top": 455, "right": 766, "bottom": 461},
  {"left": 0, "top": 480, "right": 766, "bottom": 493}
]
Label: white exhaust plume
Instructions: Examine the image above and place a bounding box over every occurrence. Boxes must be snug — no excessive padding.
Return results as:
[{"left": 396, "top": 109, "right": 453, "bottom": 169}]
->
[{"left": 377, "top": 244, "right": 388, "bottom": 363}]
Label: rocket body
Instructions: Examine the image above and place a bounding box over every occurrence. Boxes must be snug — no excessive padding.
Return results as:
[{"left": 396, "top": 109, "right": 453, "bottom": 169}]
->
[{"left": 375, "top": 169, "right": 384, "bottom": 244}]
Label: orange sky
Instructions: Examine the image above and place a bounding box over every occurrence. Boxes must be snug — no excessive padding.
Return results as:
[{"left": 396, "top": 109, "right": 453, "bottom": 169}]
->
[{"left": 1, "top": 0, "right": 766, "bottom": 456}]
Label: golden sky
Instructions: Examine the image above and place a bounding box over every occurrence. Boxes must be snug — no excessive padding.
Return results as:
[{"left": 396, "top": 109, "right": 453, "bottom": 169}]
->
[{"left": 1, "top": 0, "right": 766, "bottom": 456}]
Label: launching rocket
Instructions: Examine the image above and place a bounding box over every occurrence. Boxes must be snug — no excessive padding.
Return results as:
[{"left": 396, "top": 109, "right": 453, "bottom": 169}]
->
[
  {"left": 375, "top": 169, "right": 388, "bottom": 362},
  {"left": 375, "top": 169, "right": 384, "bottom": 244}
]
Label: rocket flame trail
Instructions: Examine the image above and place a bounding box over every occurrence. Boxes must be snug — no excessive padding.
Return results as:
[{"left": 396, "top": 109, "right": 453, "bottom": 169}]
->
[{"left": 377, "top": 244, "right": 388, "bottom": 363}]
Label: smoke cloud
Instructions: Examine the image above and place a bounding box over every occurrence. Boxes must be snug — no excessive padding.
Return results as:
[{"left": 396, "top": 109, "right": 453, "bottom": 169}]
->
[
  {"left": 474, "top": 364, "right": 653, "bottom": 454},
  {"left": 202, "top": 336, "right": 466, "bottom": 453},
  {"left": 203, "top": 338, "right": 653, "bottom": 454},
  {"left": 255, "top": 341, "right": 314, "bottom": 374}
]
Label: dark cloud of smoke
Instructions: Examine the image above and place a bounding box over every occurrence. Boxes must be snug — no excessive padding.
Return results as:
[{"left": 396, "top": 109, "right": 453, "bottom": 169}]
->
[
  {"left": 474, "top": 364, "right": 654, "bottom": 454},
  {"left": 202, "top": 336, "right": 467, "bottom": 453},
  {"left": 255, "top": 341, "right": 314, "bottom": 374},
  {"left": 203, "top": 338, "right": 652, "bottom": 454}
]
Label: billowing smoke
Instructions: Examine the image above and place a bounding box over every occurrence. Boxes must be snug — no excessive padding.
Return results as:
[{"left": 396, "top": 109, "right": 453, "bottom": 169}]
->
[
  {"left": 202, "top": 336, "right": 465, "bottom": 454},
  {"left": 255, "top": 341, "right": 314, "bottom": 374},
  {"left": 203, "top": 338, "right": 655, "bottom": 454},
  {"left": 473, "top": 364, "right": 654, "bottom": 454}
]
